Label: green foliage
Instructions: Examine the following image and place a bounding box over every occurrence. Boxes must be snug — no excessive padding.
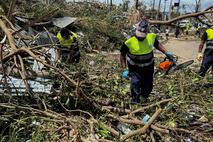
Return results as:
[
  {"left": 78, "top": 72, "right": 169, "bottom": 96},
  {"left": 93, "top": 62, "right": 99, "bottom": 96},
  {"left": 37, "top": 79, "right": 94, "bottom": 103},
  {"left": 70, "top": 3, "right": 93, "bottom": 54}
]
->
[
  {"left": 97, "top": 122, "right": 110, "bottom": 138},
  {"left": 17, "top": 0, "right": 61, "bottom": 18},
  {"left": 64, "top": 3, "right": 126, "bottom": 50},
  {"left": 0, "top": 116, "right": 60, "bottom": 142},
  {"left": 0, "top": 0, "right": 9, "bottom": 14}
]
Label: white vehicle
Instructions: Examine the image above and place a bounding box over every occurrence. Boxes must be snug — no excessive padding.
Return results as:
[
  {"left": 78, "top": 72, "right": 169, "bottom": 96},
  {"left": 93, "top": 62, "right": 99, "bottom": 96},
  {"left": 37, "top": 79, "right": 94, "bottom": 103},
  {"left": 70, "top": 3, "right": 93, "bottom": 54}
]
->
[{"left": 179, "top": 20, "right": 190, "bottom": 28}]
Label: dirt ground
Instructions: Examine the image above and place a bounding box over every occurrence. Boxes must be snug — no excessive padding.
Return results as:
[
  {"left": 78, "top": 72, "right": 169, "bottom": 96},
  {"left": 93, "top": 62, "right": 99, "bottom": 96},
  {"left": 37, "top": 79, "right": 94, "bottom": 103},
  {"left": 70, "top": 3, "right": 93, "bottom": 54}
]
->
[{"left": 164, "top": 38, "right": 201, "bottom": 63}]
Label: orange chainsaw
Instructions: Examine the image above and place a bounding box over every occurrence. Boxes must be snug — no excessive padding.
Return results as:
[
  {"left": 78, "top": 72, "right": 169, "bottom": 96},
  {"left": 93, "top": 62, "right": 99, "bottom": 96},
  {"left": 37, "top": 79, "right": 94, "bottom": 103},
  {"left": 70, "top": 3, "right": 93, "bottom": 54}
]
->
[{"left": 154, "top": 57, "right": 194, "bottom": 76}]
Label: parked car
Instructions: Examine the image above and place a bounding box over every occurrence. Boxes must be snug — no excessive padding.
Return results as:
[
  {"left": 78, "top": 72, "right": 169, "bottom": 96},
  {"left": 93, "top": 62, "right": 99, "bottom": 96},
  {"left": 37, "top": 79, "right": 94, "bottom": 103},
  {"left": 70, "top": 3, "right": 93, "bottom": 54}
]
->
[{"left": 179, "top": 20, "right": 190, "bottom": 28}]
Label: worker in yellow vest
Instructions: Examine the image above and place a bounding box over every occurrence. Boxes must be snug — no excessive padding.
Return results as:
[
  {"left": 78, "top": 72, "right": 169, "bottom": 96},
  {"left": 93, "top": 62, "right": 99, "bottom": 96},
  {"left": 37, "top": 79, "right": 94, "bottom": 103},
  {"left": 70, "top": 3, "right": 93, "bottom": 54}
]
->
[
  {"left": 185, "top": 21, "right": 190, "bottom": 36},
  {"left": 120, "top": 18, "right": 176, "bottom": 103},
  {"left": 57, "top": 28, "right": 80, "bottom": 63},
  {"left": 197, "top": 27, "right": 213, "bottom": 77},
  {"left": 195, "top": 23, "right": 201, "bottom": 38}
]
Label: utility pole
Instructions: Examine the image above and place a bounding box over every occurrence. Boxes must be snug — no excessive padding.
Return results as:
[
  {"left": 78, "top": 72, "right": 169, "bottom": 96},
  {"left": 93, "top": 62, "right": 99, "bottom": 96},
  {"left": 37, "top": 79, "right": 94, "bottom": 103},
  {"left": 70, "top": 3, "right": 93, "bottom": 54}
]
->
[
  {"left": 157, "top": 0, "right": 162, "bottom": 20},
  {"left": 135, "top": 0, "right": 139, "bottom": 10},
  {"left": 198, "top": 0, "right": 201, "bottom": 12},
  {"left": 195, "top": 0, "right": 201, "bottom": 12},
  {"left": 110, "top": 0, "right": 112, "bottom": 10},
  {"left": 152, "top": 0, "right": 156, "bottom": 19},
  {"left": 163, "top": 0, "right": 167, "bottom": 20},
  {"left": 177, "top": 0, "right": 180, "bottom": 15},
  {"left": 168, "top": 0, "right": 173, "bottom": 20},
  {"left": 7, "top": 0, "right": 17, "bottom": 20}
]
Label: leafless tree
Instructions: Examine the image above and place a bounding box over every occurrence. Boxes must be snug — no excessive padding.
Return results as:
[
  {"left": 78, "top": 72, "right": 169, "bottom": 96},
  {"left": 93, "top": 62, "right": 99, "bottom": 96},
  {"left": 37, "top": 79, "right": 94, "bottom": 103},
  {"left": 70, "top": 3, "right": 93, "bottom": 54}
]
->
[
  {"left": 157, "top": 0, "right": 162, "bottom": 20},
  {"left": 135, "top": 0, "right": 139, "bottom": 10},
  {"left": 195, "top": 0, "right": 201, "bottom": 12}
]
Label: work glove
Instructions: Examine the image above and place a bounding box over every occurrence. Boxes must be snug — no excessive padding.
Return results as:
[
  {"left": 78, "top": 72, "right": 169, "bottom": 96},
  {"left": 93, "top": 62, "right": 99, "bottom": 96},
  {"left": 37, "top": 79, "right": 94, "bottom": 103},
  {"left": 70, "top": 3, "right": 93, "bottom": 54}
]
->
[
  {"left": 197, "top": 53, "right": 203, "bottom": 61},
  {"left": 122, "top": 69, "right": 129, "bottom": 79},
  {"left": 165, "top": 52, "right": 177, "bottom": 63}
]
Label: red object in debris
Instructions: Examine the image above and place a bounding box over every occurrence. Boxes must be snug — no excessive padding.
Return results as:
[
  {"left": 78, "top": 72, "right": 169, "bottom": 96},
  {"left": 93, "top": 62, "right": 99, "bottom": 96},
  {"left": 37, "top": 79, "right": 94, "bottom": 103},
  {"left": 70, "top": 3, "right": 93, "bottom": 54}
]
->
[{"left": 159, "top": 60, "right": 174, "bottom": 71}]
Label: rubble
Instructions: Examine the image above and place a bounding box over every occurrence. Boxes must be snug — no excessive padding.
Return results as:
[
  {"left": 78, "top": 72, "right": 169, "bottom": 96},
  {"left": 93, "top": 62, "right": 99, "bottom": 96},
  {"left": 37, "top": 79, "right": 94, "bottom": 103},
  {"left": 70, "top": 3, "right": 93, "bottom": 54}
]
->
[{"left": 0, "top": 1, "right": 212, "bottom": 142}]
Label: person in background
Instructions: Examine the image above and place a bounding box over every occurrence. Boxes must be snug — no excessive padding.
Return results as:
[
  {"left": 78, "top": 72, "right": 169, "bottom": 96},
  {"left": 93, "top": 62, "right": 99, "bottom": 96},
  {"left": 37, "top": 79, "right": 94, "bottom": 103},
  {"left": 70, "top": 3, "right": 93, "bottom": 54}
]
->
[
  {"left": 120, "top": 18, "right": 176, "bottom": 104},
  {"left": 195, "top": 23, "right": 201, "bottom": 38},
  {"left": 185, "top": 21, "right": 190, "bottom": 36},
  {"left": 175, "top": 23, "right": 180, "bottom": 38},
  {"left": 56, "top": 28, "right": 80, "bottom": 63},
  {"left": 165, "top": 27, "right": 169, "bottom": 40},
  {"left": 197, "top": 27, "right": 213, "bottom": 77}
]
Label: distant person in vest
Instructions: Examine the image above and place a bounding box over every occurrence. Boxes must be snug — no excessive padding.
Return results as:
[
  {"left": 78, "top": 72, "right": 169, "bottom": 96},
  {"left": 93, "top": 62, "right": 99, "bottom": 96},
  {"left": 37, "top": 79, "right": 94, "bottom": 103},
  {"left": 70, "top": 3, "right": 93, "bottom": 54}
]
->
[
  {"left": 57, "top": 28, "right": 80, "bottom": 63},
  {"left": 197, "top": 27, "right": 213, "bottom": 77},
  {"left": 185, "top": 21, "right": 190, "bottom": 36},
  {"left": 120, "top": 18, "right": 176, "bottom": 104},
  {"left": 195, "top": 23, "right": 201, "bottom": 38}
]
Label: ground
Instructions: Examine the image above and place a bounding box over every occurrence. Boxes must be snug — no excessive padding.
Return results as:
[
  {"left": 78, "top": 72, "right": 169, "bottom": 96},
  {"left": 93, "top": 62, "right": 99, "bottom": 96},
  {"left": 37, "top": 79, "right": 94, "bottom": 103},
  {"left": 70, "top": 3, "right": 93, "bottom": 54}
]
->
[{"left": 164, "top": 38, "right": 201, "bottom": 63}]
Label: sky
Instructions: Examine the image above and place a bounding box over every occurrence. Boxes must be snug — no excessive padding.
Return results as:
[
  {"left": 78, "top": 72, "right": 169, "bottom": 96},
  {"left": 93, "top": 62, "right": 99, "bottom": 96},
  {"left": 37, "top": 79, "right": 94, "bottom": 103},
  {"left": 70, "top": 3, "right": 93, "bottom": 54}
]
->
[{"left": 99, "top": 0, "right": 213, "bottom": 12}]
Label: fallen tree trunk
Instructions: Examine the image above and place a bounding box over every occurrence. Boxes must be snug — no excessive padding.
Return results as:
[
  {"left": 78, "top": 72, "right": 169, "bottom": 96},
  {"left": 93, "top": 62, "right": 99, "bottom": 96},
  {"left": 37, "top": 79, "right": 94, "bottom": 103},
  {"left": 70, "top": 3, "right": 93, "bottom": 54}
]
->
[
  {"left": 150, "top": 10, "right": 213, "bottom": 25},
  {"left": 0, "top": 19, "right": 17, "bottom": 51},
  {"left": 196, "top": 5, "right": 213, "bottom": 27}
]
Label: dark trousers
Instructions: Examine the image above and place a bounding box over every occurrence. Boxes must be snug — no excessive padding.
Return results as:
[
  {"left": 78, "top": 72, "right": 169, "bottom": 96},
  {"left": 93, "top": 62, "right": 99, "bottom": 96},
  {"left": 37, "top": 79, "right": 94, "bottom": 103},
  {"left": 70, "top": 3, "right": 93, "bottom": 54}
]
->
[
  {"left": 128, "top": 62, "right": 154, "bottom": 103},
  {"left": 61, "top": 50, "right": 80, "bottom": 63},
  {"left": 195, "top": 31, "right": 200, "bottom": 38},
  {"left": 198, "top": 54, "right": 213, "bottom": 77}
]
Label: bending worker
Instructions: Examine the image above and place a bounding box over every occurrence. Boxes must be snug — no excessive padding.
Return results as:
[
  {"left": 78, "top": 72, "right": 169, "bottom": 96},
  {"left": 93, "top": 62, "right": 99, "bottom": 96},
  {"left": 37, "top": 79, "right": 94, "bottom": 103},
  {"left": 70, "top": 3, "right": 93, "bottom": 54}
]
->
[
  {"left": 185, "top": 21, "right": 190, "bottom": 36},
  {"left": 195, "top": 23, "right": 201, "bottom": 38},
  {"left": 197, "top": 27, "right": 213, "bottom": 77},
  {"left": 57, "top": 28, "right": 80, "bottom": 63},
  {"left": 120, "top": 18, "right": 176, "bottom": 103}
]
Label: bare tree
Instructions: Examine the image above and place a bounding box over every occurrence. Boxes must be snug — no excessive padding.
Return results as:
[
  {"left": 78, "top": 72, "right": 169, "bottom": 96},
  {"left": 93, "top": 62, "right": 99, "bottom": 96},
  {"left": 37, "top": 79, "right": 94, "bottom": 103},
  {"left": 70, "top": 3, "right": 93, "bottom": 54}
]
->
[
  {"left": 110, "top": 0, "right": 113, "bottom": 10},
  {"left": 7, "top": 0, "right": 17, "bottom": 20},
  {"left": 168, "top": 0, "right": 173, "bottom": 19},
  {"left": 157, "top": 0, "right": 162, "bottom": 19},
  {"left": 195, "top": 0, "right": 201, "bottom": 12},
  {"left": 177, "top": 0, "right": 180, "bottom": 15},
  {"left": 135, "top": 0, "right": 139, "bottom": 10},
  {"left": 123, "top": 0, "right": 129, "bottom": 11},
  {"left": 152, "top": 0, "right": 156, "bottom": 19}
]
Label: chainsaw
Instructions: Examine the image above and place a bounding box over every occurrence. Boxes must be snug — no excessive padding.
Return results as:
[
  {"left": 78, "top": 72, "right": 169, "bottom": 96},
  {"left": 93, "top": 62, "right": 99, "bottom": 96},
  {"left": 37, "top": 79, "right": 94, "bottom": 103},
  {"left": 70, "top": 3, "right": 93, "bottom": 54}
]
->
[{"left": 154, "top": 56, "right": 194, "bottom": 77}]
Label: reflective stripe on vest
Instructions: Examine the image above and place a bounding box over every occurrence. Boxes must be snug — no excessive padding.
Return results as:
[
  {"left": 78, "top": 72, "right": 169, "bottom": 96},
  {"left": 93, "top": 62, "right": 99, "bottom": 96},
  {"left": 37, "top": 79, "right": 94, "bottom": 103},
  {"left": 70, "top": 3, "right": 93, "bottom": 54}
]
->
[
  {"left": 57, "top": 32, "right": 78, "bottom": 48},
  {"left": 206, "top": 29, "right": 213, "bottom": 49},
  {"left": 127, "top": 52, "right": 153, "bottom": 61},
  {"left": 127, "top": 56, "right": 154, "bottom": 67},
  {"left": 125, "top": 33, "right": 156, "bottom": 67},
  {"left": 125, "top": 33, "right": 156, "bottom": 55}
]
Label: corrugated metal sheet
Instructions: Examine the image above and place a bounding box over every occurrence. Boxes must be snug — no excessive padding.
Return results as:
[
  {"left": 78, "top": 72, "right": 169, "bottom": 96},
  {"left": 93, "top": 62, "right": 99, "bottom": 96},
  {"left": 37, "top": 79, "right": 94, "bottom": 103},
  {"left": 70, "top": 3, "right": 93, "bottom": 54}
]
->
[
  {"left": 52, "top": 17, "right": 77, "bottom": 28},
  {"left": 0, "top": 75, "right": 52, "bottom": 95}
]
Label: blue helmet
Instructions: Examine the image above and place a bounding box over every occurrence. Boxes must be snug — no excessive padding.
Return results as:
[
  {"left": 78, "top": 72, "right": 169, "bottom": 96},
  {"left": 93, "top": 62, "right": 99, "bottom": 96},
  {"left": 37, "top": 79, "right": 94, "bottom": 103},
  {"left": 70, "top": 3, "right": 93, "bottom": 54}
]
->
[{"left": 138, "top": 18, "right": 149, "bottom": 33}]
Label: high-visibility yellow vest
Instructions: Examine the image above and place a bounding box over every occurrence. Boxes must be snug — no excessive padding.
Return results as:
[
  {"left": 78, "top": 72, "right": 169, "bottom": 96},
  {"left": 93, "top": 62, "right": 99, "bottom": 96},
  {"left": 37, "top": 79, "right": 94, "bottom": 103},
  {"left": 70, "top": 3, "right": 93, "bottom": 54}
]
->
[
  {"left": 57, "top": 32, "right": 78, "bottom": 48},
  {"left": 186, "top": 22, "right": 190, "bottom": 31},
  {"left": 125, "top": 33, "right": 156, "bottom": 55},
  {"left": 196, "top": 26, "right": 200, "bottom": 31},
  {"left": 206, "top": 29, "right": 213, "bottom": 40},
  {"left": 205, "top": 29, "right": 213, "bottom": 52}
]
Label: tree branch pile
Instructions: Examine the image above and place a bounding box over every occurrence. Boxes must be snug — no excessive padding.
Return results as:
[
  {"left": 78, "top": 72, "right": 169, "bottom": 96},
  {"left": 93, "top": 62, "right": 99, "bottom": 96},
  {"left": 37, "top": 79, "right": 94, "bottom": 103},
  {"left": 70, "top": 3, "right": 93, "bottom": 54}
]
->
[{"left": 0, "top": 2, "right": 212, "bottom": 142}]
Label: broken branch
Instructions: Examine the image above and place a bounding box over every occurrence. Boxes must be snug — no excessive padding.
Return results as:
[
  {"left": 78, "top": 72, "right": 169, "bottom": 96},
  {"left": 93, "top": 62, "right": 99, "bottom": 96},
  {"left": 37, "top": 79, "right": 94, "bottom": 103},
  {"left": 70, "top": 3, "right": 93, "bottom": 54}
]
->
[{"left": 121, "top": 108, "right": 162, "bottom": 141}]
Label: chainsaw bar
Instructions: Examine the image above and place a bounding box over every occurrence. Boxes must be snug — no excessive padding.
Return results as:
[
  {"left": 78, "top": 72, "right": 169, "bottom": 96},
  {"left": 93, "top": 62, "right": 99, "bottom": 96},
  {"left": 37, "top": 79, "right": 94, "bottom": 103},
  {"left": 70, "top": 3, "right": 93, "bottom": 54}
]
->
[{"left": 168, "top": 60, "right": 194, "bottom": 74}]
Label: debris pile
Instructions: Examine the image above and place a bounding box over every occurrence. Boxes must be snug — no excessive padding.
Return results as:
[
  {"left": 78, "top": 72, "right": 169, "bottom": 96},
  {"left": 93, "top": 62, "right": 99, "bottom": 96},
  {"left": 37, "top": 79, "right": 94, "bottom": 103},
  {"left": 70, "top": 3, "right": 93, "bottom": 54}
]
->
[{"left": 0, "top": 1, "right": 213, "bottom": 142}]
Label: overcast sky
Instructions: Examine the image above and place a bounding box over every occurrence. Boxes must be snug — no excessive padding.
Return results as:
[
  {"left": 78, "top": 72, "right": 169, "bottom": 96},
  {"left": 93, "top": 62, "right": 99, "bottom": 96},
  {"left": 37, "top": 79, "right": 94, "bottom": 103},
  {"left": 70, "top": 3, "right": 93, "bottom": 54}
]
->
[{"left": 99, "top": 0, "right": 213, "bottom": 12}]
